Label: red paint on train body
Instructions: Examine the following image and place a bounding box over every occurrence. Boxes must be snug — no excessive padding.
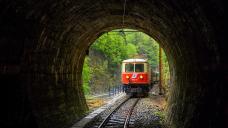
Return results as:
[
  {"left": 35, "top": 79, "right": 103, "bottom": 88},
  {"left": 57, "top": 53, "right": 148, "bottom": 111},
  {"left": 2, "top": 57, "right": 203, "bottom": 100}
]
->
[{"left": 122, "top": 73, "right": 149, "bottom": 85}]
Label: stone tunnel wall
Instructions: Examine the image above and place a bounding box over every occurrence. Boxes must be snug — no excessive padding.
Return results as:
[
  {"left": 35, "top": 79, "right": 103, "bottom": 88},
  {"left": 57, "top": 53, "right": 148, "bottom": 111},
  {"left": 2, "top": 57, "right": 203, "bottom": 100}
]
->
[{"left": 0, "top": 0, "right": 225, "bottom": 128}]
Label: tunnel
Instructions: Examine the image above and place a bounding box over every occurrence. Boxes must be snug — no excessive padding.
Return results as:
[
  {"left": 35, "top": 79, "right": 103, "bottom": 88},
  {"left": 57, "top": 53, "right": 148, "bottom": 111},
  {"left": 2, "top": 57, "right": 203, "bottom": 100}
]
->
[{"left": 0, "top": 0, "right": 225, "bottom": 128}]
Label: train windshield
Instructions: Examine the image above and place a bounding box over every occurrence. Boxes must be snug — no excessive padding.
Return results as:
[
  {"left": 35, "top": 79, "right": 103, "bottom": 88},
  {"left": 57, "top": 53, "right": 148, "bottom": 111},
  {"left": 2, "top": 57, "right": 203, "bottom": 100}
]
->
[
  {"left": 125, "top": 63, "right": 144, "bottom": 72},
  {"left": 135, "top": 64, "right": 144, "bottom": 72},
  {"left": 125, "top": 64, "right": 134, "bottom": 72}
]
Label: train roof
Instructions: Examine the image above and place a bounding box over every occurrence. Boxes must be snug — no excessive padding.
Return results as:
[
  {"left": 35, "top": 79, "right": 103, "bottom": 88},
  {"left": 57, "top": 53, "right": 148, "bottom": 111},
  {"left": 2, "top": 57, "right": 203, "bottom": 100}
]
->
[{"left": 122, "top": 59, "right": 148, "bottom": 63}]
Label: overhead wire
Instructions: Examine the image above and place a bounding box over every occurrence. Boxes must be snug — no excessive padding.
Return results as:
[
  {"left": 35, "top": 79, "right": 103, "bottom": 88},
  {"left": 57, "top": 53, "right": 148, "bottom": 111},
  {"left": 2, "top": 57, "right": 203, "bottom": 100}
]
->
[
  {"left": 122, "top": 0, "right": 127, "bottom": 45},
  {"left": 122, "top": 0, "right": 127, "bottom": 29}
]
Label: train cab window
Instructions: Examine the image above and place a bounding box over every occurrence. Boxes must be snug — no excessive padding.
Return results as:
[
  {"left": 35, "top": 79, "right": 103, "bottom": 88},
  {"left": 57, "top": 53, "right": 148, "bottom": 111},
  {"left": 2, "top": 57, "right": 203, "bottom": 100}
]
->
[
  {"left": 135, "top": 64, "right": 144, "bottom": 72},
  {"left": 125, "top": 64, "right": 134, "bottom": 72}
]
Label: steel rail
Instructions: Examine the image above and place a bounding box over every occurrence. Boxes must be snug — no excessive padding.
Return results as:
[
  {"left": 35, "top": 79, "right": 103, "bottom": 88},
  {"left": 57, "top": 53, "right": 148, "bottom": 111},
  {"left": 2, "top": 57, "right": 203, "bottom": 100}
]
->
[
  {"left": 98, "top": 97, "right": 139, "bottom": 128},
  {"left": 97, "top": 96, "right": 131, "bottom": 128},
  {"left": 123, "top": 98, "right": 140, "bottom": 128}
]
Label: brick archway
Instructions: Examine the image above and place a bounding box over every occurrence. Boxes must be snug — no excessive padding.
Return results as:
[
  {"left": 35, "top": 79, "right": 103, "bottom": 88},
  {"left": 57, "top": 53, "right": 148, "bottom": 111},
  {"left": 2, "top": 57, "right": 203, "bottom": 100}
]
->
[{"left": 0, "top": 0, "right": 225, "bottom": 128}]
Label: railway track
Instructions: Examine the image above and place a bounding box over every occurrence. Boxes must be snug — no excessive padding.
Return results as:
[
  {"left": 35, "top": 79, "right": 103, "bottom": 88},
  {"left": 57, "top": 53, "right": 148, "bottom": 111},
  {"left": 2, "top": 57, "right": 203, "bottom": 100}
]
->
[
  {"left": 94, "top": 97, "right": 140, "bottom": 128},
  {"left": 83, "top": 94, "right": 168, "bottom": 128}
]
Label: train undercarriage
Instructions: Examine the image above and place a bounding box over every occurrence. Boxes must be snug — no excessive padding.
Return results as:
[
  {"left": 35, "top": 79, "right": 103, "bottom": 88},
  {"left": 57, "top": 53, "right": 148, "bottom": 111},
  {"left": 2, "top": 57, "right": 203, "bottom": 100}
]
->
[{"left": 123, "top": 84, "right": 153, "bottom": 97}]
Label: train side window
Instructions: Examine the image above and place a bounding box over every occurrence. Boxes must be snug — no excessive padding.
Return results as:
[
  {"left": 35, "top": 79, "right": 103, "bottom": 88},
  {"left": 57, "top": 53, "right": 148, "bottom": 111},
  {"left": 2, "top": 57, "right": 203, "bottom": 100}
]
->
[
  {"left": 135, "top": 64, "right": 144, "bottom": 72},
  {"left": 125, "top": 64, "right": 134, "bottom": 72}
]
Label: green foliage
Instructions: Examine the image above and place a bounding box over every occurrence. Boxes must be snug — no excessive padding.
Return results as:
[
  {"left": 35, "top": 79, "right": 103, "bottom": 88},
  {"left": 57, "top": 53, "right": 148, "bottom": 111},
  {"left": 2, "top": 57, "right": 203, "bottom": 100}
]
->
[
  {"left": 154, "top": 111, "right": 166, "bottom": 124},
  {"left": 161, "top": 50, "right": 170, "bottom": 93},
  {"left": 91, "top": 29, "right": 159, "bottom": 66},
  {"left": 126, "top": 43, "right": 137, "bottom": 58},
  {"left": 92, "top": 32, "right": 128, "bottom": 64},
  {"left": 82, "top": 57, "right": 91, "bottom": 95},
  {"left": 133, "top": 34, "right": 159, "bottom": 68}
]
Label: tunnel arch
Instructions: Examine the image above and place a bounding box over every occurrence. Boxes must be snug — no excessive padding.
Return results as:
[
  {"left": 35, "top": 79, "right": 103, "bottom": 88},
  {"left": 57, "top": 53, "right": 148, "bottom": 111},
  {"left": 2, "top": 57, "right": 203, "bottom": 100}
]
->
[{"left": 0, "top": 0, "right": 225, "bottom": 128}]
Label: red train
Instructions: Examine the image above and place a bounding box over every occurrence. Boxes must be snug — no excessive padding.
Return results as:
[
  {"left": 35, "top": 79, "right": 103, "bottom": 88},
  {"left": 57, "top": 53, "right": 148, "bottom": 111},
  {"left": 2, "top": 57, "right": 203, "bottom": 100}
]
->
[{"left": 121, "top": 59, "right": 158, "bottom": 96}]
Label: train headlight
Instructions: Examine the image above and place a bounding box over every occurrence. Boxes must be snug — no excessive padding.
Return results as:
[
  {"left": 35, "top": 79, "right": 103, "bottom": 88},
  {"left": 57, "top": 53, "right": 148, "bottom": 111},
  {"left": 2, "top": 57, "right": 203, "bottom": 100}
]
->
[
  {"left": 126, "top": 75, "right": 129, "bottom": 79},
  {"left": 140, "top": 75, "right": 143, "bottom": 79}
]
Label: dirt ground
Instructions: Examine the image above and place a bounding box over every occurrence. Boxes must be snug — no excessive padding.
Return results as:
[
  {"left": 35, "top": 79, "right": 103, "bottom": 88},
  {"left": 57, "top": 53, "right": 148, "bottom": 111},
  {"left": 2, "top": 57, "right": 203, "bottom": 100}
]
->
[
  {"left": 148, "top": 84, "right": 167, "bottom": 110},
  {"left": 86, "top": 97, "right": 106, "bottom": 110}
]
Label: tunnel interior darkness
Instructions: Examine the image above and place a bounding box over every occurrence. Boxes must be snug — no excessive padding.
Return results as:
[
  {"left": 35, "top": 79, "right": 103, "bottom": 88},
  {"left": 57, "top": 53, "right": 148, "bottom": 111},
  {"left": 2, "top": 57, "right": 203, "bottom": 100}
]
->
[{"left": 0, "top": 0, "right": 225, "bottom": 128}]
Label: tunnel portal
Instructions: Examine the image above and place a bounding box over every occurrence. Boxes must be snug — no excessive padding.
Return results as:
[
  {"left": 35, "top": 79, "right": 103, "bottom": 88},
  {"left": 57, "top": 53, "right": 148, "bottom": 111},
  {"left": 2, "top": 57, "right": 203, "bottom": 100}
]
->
[{"left": 0, "top": 0, "right": 225, "bottom": 128}]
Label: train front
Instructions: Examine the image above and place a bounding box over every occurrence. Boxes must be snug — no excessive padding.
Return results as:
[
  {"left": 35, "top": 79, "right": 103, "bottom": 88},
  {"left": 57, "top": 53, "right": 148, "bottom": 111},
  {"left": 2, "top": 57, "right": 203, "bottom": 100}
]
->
[{"left": 121, "top": 59, "right": 151, "bottom": 95}]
